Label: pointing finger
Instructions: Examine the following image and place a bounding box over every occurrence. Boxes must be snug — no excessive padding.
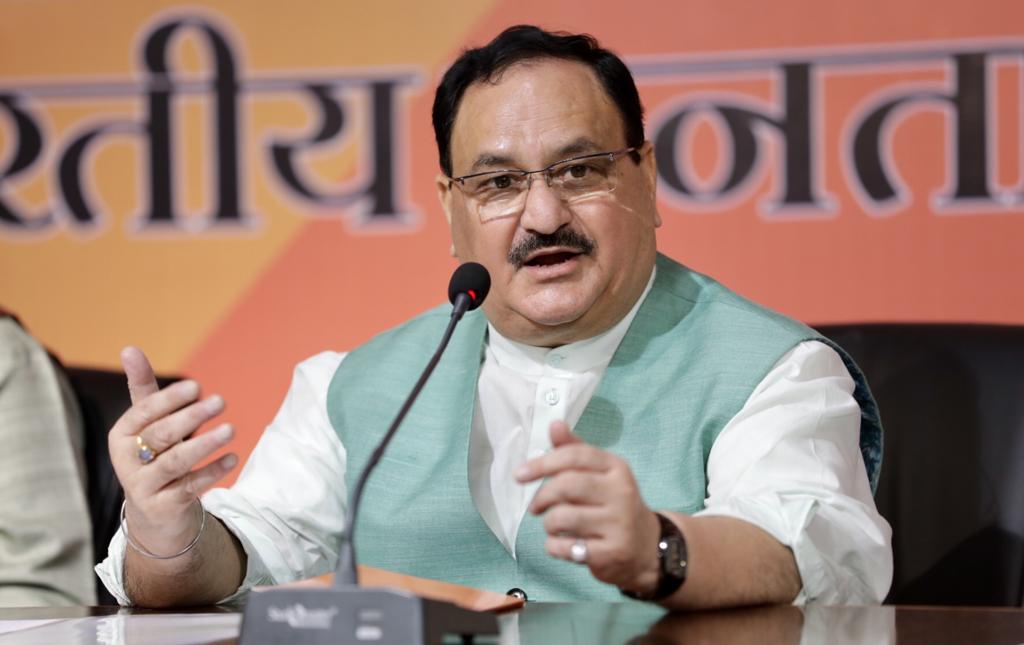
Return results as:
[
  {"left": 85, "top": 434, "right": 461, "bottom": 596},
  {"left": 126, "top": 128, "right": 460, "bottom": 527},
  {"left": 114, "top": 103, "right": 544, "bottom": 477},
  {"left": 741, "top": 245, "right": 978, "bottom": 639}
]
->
[
  {"left": 113, "top": 378, "right": 201, "bottom": 437},
  {"left": 137, "top": 394, "right": 225, "bottom": 454},
  {"left": 549, "top": 420, "right": 583, "bottom": 448}
]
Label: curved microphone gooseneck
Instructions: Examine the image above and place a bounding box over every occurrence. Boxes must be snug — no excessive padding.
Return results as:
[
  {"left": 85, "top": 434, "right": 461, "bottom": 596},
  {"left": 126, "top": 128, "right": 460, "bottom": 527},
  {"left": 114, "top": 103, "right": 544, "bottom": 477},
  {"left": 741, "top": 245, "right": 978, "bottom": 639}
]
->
[{"left": 335, "top": 261, "right": 491, "bottom": 586}]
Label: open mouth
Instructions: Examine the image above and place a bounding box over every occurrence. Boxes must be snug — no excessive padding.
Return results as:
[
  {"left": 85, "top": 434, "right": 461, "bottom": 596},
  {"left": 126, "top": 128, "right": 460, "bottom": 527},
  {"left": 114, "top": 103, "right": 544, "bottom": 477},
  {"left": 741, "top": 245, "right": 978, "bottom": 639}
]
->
[
  {"left": 524, "top": 250, "right": 581, "bottom": 267},
  {"left": 508, "top": 230, "right": 595, "bottom": 269}
]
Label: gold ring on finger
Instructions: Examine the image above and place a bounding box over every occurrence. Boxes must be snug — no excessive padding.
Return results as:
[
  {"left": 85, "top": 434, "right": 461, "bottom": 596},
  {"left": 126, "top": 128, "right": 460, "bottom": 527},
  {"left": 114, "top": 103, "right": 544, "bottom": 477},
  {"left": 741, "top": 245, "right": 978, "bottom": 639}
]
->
[{"left": 136, "top": 435, "right": 158, "bottom": 465}]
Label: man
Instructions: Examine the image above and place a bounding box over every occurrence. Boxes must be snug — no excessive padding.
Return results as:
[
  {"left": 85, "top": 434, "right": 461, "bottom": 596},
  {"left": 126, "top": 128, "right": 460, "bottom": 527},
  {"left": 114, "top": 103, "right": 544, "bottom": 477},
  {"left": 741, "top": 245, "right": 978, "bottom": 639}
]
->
[
  {"left": 97, "top": 26, "right": 891, "bottom": 608},
  {"left": 0, "top": 312, "right": 96, "bottom": 607}
]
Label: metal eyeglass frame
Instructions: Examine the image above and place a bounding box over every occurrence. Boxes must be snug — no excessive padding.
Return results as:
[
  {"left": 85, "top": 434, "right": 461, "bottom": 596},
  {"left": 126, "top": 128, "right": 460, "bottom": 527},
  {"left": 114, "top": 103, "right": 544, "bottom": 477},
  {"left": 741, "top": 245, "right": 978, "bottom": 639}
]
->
[{"left": 446, "top": 146, "right": 640, "bottom": 194}]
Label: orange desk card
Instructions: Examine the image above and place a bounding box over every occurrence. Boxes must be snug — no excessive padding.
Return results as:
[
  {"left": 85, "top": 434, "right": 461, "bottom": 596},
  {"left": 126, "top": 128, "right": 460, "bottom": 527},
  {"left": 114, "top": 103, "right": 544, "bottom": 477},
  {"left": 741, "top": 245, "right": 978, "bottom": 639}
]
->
[{"left": 253, "top": 566, "right": 524, "bottom": 614}]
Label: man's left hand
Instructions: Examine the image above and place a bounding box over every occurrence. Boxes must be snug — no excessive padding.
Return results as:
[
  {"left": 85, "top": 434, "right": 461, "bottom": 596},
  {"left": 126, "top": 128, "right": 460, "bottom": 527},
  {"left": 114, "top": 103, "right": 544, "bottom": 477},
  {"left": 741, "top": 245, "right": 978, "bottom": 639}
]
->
[{"left": 515, "top": 420, "right": 662, "bottom": 594}]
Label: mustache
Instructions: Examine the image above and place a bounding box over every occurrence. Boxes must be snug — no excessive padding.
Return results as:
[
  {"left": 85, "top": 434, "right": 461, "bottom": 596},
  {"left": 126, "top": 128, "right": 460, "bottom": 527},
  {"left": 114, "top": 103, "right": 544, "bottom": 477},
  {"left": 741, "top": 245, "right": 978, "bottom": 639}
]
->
[{"left": 507, "top": 228, "right": 596, "bottom": 269}]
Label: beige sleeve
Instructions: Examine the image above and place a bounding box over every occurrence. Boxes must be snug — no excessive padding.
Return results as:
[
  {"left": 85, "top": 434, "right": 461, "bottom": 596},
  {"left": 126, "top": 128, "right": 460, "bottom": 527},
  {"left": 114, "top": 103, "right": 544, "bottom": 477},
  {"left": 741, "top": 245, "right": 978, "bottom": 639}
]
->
[{"left": 0, "top": 318, "right": 96, "bottom": 607}]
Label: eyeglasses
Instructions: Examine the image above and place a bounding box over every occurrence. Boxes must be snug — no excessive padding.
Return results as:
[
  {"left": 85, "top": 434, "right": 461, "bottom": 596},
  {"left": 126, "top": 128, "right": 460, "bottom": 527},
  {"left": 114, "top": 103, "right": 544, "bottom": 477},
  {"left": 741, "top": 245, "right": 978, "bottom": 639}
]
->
[{"left": 447, "top": 147, "right": 639, "bottom": 222}]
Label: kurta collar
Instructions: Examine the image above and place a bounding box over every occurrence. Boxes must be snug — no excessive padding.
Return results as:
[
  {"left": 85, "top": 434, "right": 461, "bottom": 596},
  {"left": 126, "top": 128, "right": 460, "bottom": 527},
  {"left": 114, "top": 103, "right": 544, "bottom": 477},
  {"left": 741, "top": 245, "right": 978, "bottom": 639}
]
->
[{"left": 486, "top": 266, "right": 657, "bottom": 376}]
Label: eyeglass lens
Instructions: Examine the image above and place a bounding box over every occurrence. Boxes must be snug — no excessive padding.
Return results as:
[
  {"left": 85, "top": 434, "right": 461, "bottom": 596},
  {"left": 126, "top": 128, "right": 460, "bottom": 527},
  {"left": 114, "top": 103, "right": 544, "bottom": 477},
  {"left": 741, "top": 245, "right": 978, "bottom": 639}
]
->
[{"left": 466, "top": 154, "right": 624, "bottom": 222}]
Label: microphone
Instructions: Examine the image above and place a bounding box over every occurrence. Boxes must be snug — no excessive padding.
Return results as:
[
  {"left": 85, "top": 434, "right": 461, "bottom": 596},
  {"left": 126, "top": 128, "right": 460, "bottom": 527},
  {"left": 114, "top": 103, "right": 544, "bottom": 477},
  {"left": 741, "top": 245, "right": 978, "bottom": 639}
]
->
[
  {"left": 336, "top": 262, "right": 491, "bottom": 586},
  {"left": 448, "top": 261, "right": 490, "bottom": 320}
]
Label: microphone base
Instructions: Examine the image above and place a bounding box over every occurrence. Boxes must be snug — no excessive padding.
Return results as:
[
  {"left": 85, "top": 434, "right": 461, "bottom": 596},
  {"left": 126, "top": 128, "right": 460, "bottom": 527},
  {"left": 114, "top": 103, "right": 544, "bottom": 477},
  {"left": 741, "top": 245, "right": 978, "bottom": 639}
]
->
[{"left": 238, "top": 584, "right": 500, "bottom": 645}]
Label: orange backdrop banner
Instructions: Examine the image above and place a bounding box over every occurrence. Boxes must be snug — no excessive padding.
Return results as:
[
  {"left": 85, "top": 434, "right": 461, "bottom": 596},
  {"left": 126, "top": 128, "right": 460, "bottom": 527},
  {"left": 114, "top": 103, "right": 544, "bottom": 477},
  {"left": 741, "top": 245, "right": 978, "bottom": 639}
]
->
[{"left": 2, "top": 1, "right": 1022, "bottom": 473}]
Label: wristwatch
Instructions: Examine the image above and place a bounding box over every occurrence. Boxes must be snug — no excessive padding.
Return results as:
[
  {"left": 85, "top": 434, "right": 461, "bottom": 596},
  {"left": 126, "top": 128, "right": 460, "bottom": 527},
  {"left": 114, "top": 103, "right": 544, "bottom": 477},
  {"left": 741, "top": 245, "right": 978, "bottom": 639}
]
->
[{"left": 621, "top": 513, "right": 688, "bottom": 601}]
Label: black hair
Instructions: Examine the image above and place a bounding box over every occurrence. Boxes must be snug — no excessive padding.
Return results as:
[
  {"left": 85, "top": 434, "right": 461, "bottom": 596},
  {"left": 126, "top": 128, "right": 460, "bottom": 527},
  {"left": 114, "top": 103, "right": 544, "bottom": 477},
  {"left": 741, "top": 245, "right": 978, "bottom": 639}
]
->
[{"left": 432, "top": 25, "right": 645, "bottom": 177}]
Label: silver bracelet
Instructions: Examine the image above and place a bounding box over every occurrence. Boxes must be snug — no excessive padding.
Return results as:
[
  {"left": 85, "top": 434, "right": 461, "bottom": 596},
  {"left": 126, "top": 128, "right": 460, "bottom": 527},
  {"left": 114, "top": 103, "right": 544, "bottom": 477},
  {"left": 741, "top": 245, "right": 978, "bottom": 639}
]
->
[{"left": 120, "top": 499, "right": 206, "bottom": 560}]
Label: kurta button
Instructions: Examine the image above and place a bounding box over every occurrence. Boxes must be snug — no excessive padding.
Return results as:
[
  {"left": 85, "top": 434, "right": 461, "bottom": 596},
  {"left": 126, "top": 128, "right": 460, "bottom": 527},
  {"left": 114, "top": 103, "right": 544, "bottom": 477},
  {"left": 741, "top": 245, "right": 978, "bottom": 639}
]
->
[
  {"left": 506, "top": 588, "right": 528, "bottom": 601},
  {"left": 545, "top": 389, "right": 560, "bottom": 405}
]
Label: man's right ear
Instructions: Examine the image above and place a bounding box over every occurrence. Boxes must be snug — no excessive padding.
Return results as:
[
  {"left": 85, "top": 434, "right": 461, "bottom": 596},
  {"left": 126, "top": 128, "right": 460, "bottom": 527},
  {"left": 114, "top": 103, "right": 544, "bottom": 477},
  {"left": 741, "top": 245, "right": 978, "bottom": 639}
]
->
[
  {"left": 436, "top": 173, "right": 455, "bottom": 228},
  {"left": 436, "top": 174, "right": 458, "bottom": 257}
]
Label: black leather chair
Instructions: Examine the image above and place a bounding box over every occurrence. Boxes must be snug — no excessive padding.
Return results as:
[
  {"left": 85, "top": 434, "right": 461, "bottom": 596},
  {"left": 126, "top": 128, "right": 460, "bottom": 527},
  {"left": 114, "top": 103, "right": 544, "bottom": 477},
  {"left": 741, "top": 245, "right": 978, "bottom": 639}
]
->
[
  {"left": 61, "top": 365, "right": 179, "bottom": 606},
  {"left": 819, "top": 324, "right": 1024, "bottom": 606}
]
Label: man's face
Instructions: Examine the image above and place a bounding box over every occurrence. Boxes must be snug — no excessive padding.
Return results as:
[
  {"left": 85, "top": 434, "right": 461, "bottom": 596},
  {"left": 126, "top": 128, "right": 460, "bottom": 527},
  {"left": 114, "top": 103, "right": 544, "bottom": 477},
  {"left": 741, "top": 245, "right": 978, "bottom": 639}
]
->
[{"left": 437, "top": 58, "right": 661, "bottom": 347}]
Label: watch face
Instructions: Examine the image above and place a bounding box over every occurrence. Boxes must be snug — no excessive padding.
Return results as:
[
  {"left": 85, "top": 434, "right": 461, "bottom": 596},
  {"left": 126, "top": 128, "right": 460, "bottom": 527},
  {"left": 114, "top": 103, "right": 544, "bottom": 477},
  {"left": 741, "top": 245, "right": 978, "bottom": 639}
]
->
[{"left": 663, "top": 536, "right": 687, "bottom": 578}]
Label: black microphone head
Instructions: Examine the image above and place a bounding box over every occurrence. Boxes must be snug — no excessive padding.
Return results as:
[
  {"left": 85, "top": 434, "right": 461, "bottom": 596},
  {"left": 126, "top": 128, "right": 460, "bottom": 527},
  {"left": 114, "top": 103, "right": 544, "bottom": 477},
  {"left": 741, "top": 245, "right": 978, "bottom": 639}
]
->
[{"left": 448, "top": 262, "right": 491, "bottom": 311}]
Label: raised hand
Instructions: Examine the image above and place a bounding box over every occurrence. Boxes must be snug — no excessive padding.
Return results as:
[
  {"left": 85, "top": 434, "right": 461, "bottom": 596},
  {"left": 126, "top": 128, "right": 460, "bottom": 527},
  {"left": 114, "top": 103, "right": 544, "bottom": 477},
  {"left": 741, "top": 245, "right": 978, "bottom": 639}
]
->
[
  {"left": 109, "top": 347, "right": 237, "bottom": 558},
  {"left": 515, "top": 420, "right": 661, "bottom": 595}
]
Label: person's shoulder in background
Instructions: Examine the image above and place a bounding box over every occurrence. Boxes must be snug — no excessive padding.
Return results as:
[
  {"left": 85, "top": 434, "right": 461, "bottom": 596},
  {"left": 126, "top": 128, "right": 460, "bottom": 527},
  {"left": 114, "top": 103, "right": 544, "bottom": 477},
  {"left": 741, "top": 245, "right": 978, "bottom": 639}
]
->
[{"left": 0, "top": 314, "right": 97, "bottom": 606}]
